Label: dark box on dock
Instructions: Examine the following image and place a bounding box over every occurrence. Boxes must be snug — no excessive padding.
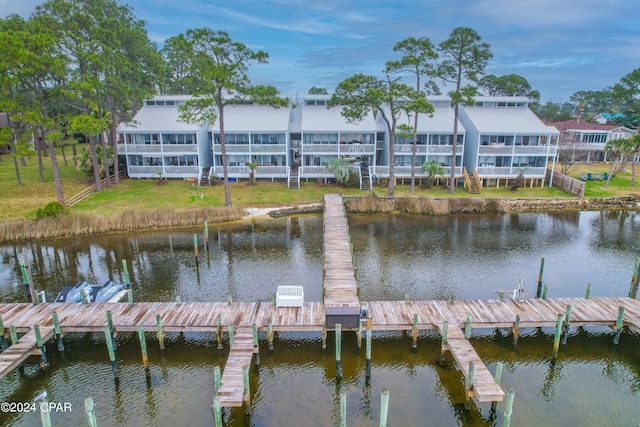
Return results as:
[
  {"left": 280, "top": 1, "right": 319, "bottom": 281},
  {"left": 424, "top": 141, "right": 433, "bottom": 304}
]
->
[{"left": 325, "top": 306, "right": 361, "bottom": 328}]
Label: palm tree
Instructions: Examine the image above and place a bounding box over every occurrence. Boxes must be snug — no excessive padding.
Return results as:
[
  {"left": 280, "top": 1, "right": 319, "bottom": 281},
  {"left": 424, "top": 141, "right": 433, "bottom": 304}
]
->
[
  {"left": 624, "top": 135, "right": 640, "bottom": 187},
  {"left": 604, "top": 138, "right": 631, "bottom": 187},
  {"left": 420, "top": 160, "right": 444, "bottom": 188},
  {"left": 327, "top": 158, "right": 353, "bottom": 187},
  {"left": 246, "top": 161, "right": 258, "bottom": 185}
]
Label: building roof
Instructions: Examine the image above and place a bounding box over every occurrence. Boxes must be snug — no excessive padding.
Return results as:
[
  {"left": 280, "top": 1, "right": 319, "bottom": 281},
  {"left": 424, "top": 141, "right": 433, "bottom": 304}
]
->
[
  {"left": 395, "top": 106, "right": 465, "bottom": 134},
  {"left": 300, "top": 105, "right": 378, "bottom": 133},
  {"left": 118, "top": 105, "right": 200, "bottom": 132},
  {"left": 463, "top": 106, "right": 559, "bottom": 135},
  {"left": 552, "top": 120, "right": 616, "bottom": 132},
  {"left": 210, "top": 104, "right": 291, "bottom": 132}
]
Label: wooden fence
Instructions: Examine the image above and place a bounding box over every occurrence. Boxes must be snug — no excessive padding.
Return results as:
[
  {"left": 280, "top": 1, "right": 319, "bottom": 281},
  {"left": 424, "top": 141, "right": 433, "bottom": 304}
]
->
[
  {"left": 65, "top": 170, "right": 125, "bottom": 208},
  {"left": 546, "top": 170, "right": 585, "bottom": 197}
]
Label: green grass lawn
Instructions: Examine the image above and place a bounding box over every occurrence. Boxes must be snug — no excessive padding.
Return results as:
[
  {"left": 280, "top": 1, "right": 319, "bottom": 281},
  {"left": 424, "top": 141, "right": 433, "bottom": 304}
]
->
[
  {"left": 2, "top": 151, "right": 639, "bottom": 221},
  {"left": 567, "top": 163, "right": 640, "bottom": 197}
]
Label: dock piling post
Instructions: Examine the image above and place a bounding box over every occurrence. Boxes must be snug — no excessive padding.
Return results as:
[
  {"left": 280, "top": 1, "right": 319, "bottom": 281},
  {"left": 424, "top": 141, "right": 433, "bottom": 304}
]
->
[
  {"left": 21, "top": 248, "right": 37, "bottom": 306},
  {"left": 512, "top": 315, "right": 521, "bottom": 346},
  {"left": 491, "top": 362, "right": 504, "bottom": 411},
  {"left": 85, "top": 396, "right": 98, "bottom": 427},
  {"left": 193, "top": 234, "right": 199, "bottom": 258},
  {"left": 80, "top": 288, "right": 87, "bottom": 304},
  {"left": 252, "top": 324, "right": 260, "bottom": 367},
  {"left": 412, "top": 314, "right": 419, "bottom": 349},
  {"left": 156, "top": 315, "right": 165, "bottom": 350},
  {"left": 366, "top": 317, "right": 372, "bottom": 378},
  {"left": 340, "top": 391, "right": 347, "bottom": 427},
  {"left": 122, "top": 259, "right": 131, "bottom": 288},
  {"left": 204, "top": 221, "right": 209, "bottom": 243},
  {"left": 440, "top": 321, "right": 448, "bottom": 365},
  {"left": 36, "top": 391, "right": 52, "bottom": 427},
  {"left": 243, "top": 365, "right": 250, "bottom": 403},
  {"left": 503, "top": 389, "right": 515, "bottom": 427},
  {"left": 630, "top": 258, "right": 640, "bottom": 298},
  {"left": 541, "top": 285, "right": 548, "bottom": 300},
  {"left": 106, "top": 311, "right": 116, "bottom": 350},
  {"left": 103, "top": 327, "right": 119, "bottom": 379},
  {"left": 212, "top": 395, "right": 223, "bottom": 427},
  {"left": 322, "top": 324, "right": 327, "bottom": 351},
  {"left": 536, "top": 257, "right": 545, "bottom": 298},
  {"left": 127, "top": 289, "right": 133, "bottom": 304},
  {"left": 336, "top": 323, "right": 343, "bottom": 379},
  {"left": 356, "top": 318, "right": 362, "bottom": 350},
  {"left": 613, "top": 306, "right": 625, "bottom": 345},
  {"left": 137, "top": 327, "right": 150, "bottom": 377},
  {"left": 216, "top": 316, "right": 223, "bottom": 349},
  {"left": 552, "top": 313, "right": 564, "bottom": 361},
  {"left": 267, "top": 317, "right": 274, "bottom": 350},
  {"left": 562, "top": 305, "right": 572, "bottom": 345},
  {"left": 584, "top": 283, "right": 591, "bottom": 299},
  {"left": 227, "top": 294, "right": 233, "bottom": 304},
  {"left": 213, "top": 365, "right": 221, "bottom": 392},
  {"left": 0, "top": 314, "right": 7, "bottom": 350},
  {"left": 176, "top": 296, "right": 181, "bottom": 305},
  {"left": 9, "top": 325, "right": 18, "bottom": 345},
  {"left": 465, "top": 361, "right": 475, "bottom": 410},
  {"left": 379, "top": 389, "right": 390, "bottom": 427},
  {"left": 51, "top": 312, "right": 63, "bottom": 352},
  {"left": 34, "top": 325, "right": 49, "bottom": 368},
  {"left": 228, "top": 325, "right": 235, "bottom": 347},
  {"left": 465, "top": 313, "right": 472, "bottom": 339}
]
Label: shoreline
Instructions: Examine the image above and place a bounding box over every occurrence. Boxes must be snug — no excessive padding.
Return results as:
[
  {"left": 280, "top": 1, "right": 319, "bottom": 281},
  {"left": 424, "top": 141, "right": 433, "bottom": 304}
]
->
[{"left": 1, "top": 196, "right": 639, "bottom": 244}]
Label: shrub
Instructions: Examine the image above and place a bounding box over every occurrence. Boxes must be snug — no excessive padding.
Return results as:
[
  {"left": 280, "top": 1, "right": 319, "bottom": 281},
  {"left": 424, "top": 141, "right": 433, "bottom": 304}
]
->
[{"left": 29, "top": 201, "right": 67, "bottom": 221}]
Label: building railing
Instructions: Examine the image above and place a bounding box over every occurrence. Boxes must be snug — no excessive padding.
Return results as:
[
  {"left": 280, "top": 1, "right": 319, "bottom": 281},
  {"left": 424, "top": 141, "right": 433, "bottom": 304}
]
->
[
  {"left": 372, "top": 165, "right": 462, "bottom": 177},
  {"left": 301, "top": 144, "right": 376, "bottom": 154},
  {"left": 475, "top": 166, "right": 547, "bottom": 177},
  {"left": 128, "top": 166, "right": 163, "bottom": 174},
  {"left": 212, "top": 144, "right": 287, "bottom": 154},
  {"left": 118, "top": 144, "right": 197, "bottom": 153},
  {"left": 211, "top": 165, "right": 288, "bottom": 176},
  {"left": 478, "top": 145, "right": 558, "bottom": 156},
  {"left": 161, "top": 145, "right": 198, "bottom": 153}
]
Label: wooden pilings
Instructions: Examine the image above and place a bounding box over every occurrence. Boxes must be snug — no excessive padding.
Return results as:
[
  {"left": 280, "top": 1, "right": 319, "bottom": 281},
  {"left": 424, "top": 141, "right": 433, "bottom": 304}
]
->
[
  {"left": 536, "top": 257, "right": 545, "bottom": 298},
  {"left": 562, "top": 305, "right": 572, "bottom": 345},
  {"left": 629, "top": 258, "right": 640, "bottom": 298},
  {"left": 551, "top": 313, "right": 564, "bottom": 361},
  {"left": 464, "top": 313, "right": 472, "bottom": 339},
  {"left": 21, "top": 248, "right": 37, "bottom": 306},
  {"left": 379, "top": 389, "right": 390, "bottom": 427},
  {"left": 34, "top": 325, "right": 49, "bottom": 368},
  {"left": 366, "top": 317, "right": 372, "bottom": 378},
  {"left": 138, "top": 327, "right": 150, "bottom": 377},
  {"left": 340, "top": 391, "right": 347, "bottom": 427},
  {"left": 252, "top": 323, "right": 260, "bottom": 367},
  {"left": 122, "top": 259, "right": 131, "bottom": 288},
  {"left": 503, "top": 389, "right": 515, "bottom": 427},
  {"left": 541, "top": 285, "right": 548, "bottom": 300},
  {"left": 52, "top": 311, "right": 63, "bottom": 352},
  {"left": 613, "top": 306, "right": 624, "bottom": 345},
  {"left": 335, "top": 323, "right": 343, "bottom": 379},
  {"left": 0, "top": 314, "right": 7, "bottom": 350},
  {"left": 156, "top": 315, "right": 165, "bottom": 350},
  {"left": 491, "top": 362, "right": 504, "bottom": 411},
  {"left": 242, "top": 365, "right": 250, "bottom": 403},
  {"left": 512, "top": 315, "right": 520, "bottom": 346},
  {"left": 85, "top": 396, "right": 98, "bottom": 427},
  {"left": 322, "top": 324, "right": 327, "bottom": 351},
  {"left": 214, "top": 366, "right": 221, "bottom": 392},
  {"left": 412, "top": 314, "right": 419, "bottom": 349},
  {"left": 106, "top": 311, "right": 116, "bottom": 350},
  {"left": 212, "top": 395, "right": 223, "bottom": 427},
  {"left": 216, "top": 315, "right": 223, "bottom": 349},
  {"left": 439, "top": 321, "right": 448, "bottom": 365},
  {"left": 585, "top": 283, "right": 591, "bottom": 299},
  {"left": 193, "top": 234, "right": 199, "bottom": 259},
  {"left": 103, "top": 326, "right": 119, "bottom": 379},
  {"left": 465, "top": 361, "right": 475, "bottom": 409},
  {"left": 267, "top": 317, "right": 274, "bottom": 350}
]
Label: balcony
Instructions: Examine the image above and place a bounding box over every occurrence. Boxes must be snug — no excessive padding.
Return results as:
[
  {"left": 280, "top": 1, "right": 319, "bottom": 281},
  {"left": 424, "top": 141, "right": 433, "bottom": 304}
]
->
[
  {"left": 128, "top": 165, "right": 163, "bottom": 175},
  {"left": 475, "top": 166, "right": 548, "bottom": 178},
  {"left": 302, "top": 143, "right": 376, "bottom": 154},
  {"left": 164, "top": 166, "right": 199, "bottom": 176},
  {"left": 478, "top": 145, "right": 558, "bottom": 156},
  {"left": 372, "top": 165, "right": 462, "bottom": 177},
  {"left": 161, "top": 144, "right": 198, "bottom": 153},
  {"left": 117, "top": 144, "right": 197, "bottom": 154},
  {"left": 428, "top": 145, "right": 463, "bottom": 154},
  {"left": 250, "top": 144, "right": 287, "bottom": 153},
  {"left": 211, "top": 165, "right": 288, "bottom": 178}
]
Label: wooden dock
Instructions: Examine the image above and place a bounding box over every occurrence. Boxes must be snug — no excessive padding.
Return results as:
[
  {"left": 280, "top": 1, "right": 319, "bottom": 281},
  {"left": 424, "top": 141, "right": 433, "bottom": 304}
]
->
[
  {"left": 2, "top": 195, "right": 640, "bottom": 409},
  {"left": 217, "top": 326, "right": 256, "bottom": 407},
  {"left": 322, "top": 194, "right": 359, "bottom": 306}
]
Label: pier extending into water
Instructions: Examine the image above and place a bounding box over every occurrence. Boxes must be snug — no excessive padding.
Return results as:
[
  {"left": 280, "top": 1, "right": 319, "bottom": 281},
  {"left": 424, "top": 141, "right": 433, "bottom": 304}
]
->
[{"left": 2, "top": 194, "right": 640, "bottom": 419}]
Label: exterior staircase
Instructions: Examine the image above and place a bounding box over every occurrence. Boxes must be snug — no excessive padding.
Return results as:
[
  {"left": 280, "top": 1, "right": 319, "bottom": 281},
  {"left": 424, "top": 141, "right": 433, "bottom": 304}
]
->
[
  {"left": 288, "top": 166, "right": 300, "bottom": 189},
  {"left": 463, "top": 167, "right": 481, "bottom": 194},
  {"left": 199, "top": 167, "right": 212, "bottom": 186},
  {"left": 360, "top": 165, "right": 371, "bottom": 190}
]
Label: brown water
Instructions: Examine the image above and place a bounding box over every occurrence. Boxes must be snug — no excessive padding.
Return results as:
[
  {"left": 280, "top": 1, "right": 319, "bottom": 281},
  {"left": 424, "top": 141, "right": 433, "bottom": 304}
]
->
[{"left": 1, "top": 210, "right": 639, "bottom": 426}]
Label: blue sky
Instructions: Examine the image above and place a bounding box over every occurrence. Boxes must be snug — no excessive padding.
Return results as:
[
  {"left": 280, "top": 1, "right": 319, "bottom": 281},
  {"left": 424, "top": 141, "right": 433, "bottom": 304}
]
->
[{"left": 4, "top": 0, "right": 640, "bottom": 103}]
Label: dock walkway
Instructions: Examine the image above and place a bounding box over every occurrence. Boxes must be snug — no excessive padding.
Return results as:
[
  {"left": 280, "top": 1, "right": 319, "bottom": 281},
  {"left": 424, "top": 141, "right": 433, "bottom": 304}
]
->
[
  {"left": 0, "top": 326, "right": 54, "bottom": 379},
  {"left": 322, "top": 194, "right": 359, "bottom": 306},
  {"left": 217, "top": 326, "right": 255, "bottom": 407}
]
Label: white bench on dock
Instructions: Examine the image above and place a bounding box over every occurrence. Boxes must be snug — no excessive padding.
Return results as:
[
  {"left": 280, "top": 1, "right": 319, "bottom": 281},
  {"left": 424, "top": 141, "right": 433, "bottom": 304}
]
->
[{"left": 276, "top": 286, "right": 304, "bottom": 308}]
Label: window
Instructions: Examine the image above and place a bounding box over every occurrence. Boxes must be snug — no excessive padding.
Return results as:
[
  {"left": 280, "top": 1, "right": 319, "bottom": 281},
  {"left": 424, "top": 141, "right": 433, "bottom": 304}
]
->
[
  {"left": 128, "top": 155, "right": 143, "bottom": 166},
  {"left": 216, "top": 133, "right": 249, "bottom": 144},
  {"left": 163, "top": 134, "right": 196, "bottom": 144},
  {"left": 143, "top": 134, "right": 159, "bottom": 144},
  {"left": 164, "top": 155, "right": 198, "bottom": 166},
  {"left": 143, "top": 156, "right": 162, "bottom": 166},
  {"left": 304, "top": 134, "right": 338, "bottom": 144},
  {"left": 252, "top": 133, "right": 285, "bottom": 144}
]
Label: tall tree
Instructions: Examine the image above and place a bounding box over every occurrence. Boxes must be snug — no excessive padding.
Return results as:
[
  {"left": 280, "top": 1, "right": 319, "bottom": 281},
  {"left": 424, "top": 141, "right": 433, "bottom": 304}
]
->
[
  {"left": 330, "top": 74, "right": 414, "bottom": 197},
  {"left": 308, "top": 86, "right": 328, "bottom": 94},
  {"left": 436, "top": 27, "right": 492, "bottom": 194},
  {"left": 169, "top": 28, "right": 287, "bottom": 207},
  {"left": 613, "top": 68, "right": 640, "bottom": 129},
  {"left": 478, "top": 74, "right": 539, "bottom": 100},
  {"left": 603, "top": 137, "right": 631, "bottom": 187},
  {"left": 386, "top": 37, "right": 438, "bottom": 193}
]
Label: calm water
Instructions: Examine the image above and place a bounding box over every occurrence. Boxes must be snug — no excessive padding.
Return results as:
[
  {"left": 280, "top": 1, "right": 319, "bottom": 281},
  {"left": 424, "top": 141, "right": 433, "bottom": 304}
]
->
[{"left": 1, "top": 210, "right": 639, "bottom": 426}]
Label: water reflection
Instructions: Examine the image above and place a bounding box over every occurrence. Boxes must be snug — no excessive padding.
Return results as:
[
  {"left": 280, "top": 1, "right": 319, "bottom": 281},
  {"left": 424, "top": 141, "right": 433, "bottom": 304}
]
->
[{"left": 1, "top": 211, "right": 640, "bottom": 426}]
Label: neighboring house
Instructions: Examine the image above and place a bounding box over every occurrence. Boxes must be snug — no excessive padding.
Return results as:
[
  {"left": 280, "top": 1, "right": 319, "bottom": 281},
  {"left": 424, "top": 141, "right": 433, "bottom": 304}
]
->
[
  {"left": 459, "top": 96, "right": 559, "bottom": 186},
  {"left": 209, "top": 103, "right": 291, "bottom": 181},
  {"left": 295, "top": 94, "right": 379, "bottom": 180},
  {"left": 593, "top": 113, "right": 625, "bottom": 125},
  {"left": 117, "top": 95, "right": 209, "bottom": 179},
  {"left": 553, "top": 120, "right": 638, "bottom": 162},
  {"left": 380, "top": 96, "right": 465, "bottom": 180}
]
